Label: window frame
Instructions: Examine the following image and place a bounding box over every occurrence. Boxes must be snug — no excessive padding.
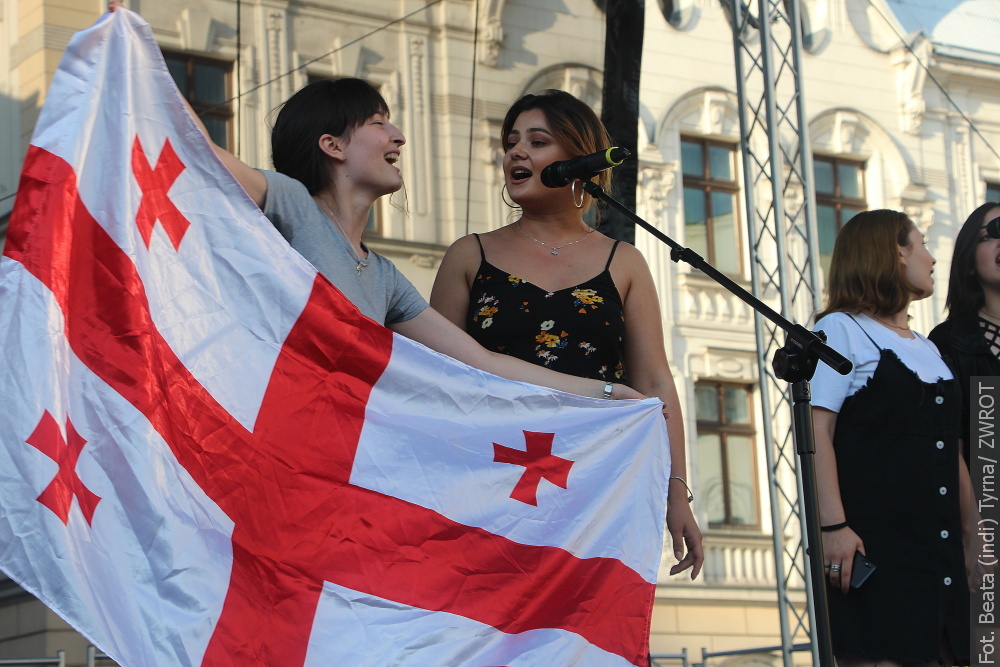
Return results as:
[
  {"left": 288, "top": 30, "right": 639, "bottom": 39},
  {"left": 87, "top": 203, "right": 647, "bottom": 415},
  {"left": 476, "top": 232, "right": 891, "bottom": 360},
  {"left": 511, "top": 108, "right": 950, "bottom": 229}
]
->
[
  {"left": 986, "top": 181, "right": 1000, "bottom": 203},
  {"left": 695, "top": 380, "right": 760, "bottom": 530},
  {"left": 163, "top": 50, "right": 234, "bottom": 150},
  {"left": 680, "top": 136, "right": 743, "bottom": 277},
  {"left": 813, "top": 155, "right": 867, "bottom": 275}
]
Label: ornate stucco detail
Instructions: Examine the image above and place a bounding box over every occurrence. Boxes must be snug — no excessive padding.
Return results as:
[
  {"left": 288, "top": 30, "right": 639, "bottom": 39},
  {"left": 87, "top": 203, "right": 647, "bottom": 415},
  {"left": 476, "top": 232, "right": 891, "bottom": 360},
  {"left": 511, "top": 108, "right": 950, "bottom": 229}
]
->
[
  {"left": 408, "top": 254, "right": 437, "bottom": 269},
  {"left": 894, "top": 35, "right": 929, "bottom": 135},
  {"left": 668, "top": 88, "right": 740, "bottom": 142},
  {"left": 637, "top": 164, "right": 676, "bottom": 221},
  {"left": 409, "top": 38, "right": 426, "bottom": 116},
  {"left": 477, "top": 0, "right": 507, "bottom": 67},
  {"left": 682, "top": 279, "right": 754, "bottom": 327},
  {"left": 265, "top": 10, "right": 289, "bottom": 103},
  {"left": 686, "top": 348, "right": 758, "bottom": 382}
]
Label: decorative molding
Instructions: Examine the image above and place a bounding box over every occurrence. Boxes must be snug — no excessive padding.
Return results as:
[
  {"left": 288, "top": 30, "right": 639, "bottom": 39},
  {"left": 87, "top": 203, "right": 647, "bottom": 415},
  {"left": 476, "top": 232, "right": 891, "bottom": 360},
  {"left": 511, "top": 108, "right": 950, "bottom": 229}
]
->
[
  {"left": 11, "top": 24, "right": 75, "bottom": 68},
  {"left": 691, "top": 533, "right": 778, "bottom": 587},
  {"left": 895, "top": 35, "right": 930, "bottom": 134},
  {"left": 811, "top": 110, "right": 872, "bottom": 156},
  {"left": 522, "top": 65, "right": 603, "bottom": 109},
  {"left": 681, "top": 278, "right": 755, "bottom": 330},
  {"left": 669, "top": 88, "right": 740, "bottom": 141},
  {"left": 687, "top": 344, "right": 757, "bottom": 381},
  {"left": 950, "top": 122, "right": 974, "bottom": 216},
  {"left": 477, "top": 0, "right": 507, "bottom": 67},
  {"left": 408, "top": 254, "right": 437, "bottom": 269},
  {"left": 178, "top": 8, "right": 216, "bottom": 53},
  {"left": 409, "top": 38, "right": 426, "bottom": 116},
  {"left": 637, "top": 164, "right": 675, "bottom": 220},
  {"left": 480, "top": 118, "right": 504, "bottom": 166},
  {"left": 265, "top": 10, "right": 288, "bottom": 103},
  {"left": 844, "top": 0, "right": 904, "bottom": 53}
]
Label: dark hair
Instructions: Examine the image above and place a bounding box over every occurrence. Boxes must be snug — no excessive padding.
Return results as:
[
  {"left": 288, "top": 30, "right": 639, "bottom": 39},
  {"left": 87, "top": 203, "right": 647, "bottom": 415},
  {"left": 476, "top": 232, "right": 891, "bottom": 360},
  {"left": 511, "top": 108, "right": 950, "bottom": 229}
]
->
[
  {"left": 817, "top": 209, "right": 920, "bottom": 320},
  {"left": 945, "top": 201, "right": 1000, "bottom": 318},
  {"left": 270, "top": 78, "right": 389, "bottom": 195},
  {"left": 500, "top": 89, "right": 613, "bottom": 216}
]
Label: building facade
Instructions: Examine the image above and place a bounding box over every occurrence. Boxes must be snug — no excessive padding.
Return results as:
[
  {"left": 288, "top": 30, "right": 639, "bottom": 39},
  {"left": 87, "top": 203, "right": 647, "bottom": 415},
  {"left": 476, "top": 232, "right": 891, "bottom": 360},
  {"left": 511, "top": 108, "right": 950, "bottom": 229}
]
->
[{"left": 1, "top": 0, "right": 998, "bottom": 663}]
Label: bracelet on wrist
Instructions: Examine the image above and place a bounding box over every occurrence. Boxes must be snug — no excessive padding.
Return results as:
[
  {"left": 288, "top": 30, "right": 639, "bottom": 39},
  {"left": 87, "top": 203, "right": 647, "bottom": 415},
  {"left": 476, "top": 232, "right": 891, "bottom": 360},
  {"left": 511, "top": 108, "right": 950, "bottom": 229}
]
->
[
  {"left": 820, "top": 521, "right": 849, "bottom": 532},
  {"left": 668, "top": 476, "right": 694, "bottom": 503},
  {"left": 602, "top": 382, "right": 613, "bottom": 400}
]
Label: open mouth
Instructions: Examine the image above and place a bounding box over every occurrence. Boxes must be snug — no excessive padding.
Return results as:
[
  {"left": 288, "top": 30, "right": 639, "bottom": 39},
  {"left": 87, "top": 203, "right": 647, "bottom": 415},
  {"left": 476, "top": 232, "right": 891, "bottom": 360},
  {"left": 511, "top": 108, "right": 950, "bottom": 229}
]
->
[
  {"left": 510, "top": 167, "right": 532, "bottom": 183},
  {"left": 385, "top": 153, "right": 399, "bottom": 166}
]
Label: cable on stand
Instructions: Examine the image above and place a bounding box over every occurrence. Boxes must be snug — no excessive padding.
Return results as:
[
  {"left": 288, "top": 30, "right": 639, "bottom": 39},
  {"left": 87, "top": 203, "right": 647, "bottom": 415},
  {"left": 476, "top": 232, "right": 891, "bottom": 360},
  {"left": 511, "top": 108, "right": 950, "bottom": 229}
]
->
[{"left": 580, "top": 177, "right": 849, "bottom": 667}]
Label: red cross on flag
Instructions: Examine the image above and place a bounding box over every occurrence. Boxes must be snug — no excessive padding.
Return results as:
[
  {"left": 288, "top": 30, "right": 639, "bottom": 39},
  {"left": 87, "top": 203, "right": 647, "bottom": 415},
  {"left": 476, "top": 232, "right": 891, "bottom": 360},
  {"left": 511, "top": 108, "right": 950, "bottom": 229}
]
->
[{"left": 0, "top": 8, "right": 672, "bottom": 667}]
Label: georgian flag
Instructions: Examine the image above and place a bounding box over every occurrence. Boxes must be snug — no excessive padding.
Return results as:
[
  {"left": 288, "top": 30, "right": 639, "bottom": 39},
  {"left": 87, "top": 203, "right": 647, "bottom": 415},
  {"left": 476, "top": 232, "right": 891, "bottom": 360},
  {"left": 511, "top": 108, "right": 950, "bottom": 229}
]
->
[{"left": 0, "top": 8, "right": 671, "bottom": 666}]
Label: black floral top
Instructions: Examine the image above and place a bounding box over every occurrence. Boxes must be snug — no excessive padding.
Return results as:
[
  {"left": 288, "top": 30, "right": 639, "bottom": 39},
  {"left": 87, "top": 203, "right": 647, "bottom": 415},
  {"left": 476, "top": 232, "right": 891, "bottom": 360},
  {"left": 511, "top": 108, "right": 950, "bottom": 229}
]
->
[{"left": 466, "top": 234, "right": 628, "bottom": 383}]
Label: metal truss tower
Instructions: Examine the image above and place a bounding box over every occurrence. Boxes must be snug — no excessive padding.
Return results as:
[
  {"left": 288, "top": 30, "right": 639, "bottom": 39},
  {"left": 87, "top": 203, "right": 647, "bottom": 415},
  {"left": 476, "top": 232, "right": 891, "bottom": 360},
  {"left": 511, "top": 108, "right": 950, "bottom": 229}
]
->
[{"left": 729, "top": 0, "right": 824, "bottom": 664}]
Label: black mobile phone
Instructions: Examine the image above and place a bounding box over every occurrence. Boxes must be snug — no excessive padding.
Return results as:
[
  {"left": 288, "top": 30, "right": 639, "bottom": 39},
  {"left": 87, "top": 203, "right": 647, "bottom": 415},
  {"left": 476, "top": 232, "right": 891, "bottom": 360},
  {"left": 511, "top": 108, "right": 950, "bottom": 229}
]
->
[{"left": 850, "top": 551, "right": 877, "bottom": 588}]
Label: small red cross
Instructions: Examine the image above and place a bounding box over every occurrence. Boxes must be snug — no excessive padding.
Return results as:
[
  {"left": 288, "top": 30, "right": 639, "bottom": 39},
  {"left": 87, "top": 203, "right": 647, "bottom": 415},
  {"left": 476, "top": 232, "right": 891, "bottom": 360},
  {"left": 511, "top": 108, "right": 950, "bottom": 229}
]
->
[
  {"left": 6, "top": 147, "right": 655, "bottom": 666},
  {"left": 132, "top": 136, "right": 189, "bottom": 250},
  {"left": 493, "top": 431, "right": 574, "bottom": 506},
  {"left": 25, "top": 411, "right": 102, "bottom": 526}
]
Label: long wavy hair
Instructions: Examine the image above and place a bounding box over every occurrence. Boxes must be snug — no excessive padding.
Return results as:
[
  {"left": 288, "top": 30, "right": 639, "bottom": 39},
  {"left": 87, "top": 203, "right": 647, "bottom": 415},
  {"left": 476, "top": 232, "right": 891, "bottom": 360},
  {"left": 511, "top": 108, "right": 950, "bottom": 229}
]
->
[{"left": 500, "top": 89, "right": 614, "bottom": 219}]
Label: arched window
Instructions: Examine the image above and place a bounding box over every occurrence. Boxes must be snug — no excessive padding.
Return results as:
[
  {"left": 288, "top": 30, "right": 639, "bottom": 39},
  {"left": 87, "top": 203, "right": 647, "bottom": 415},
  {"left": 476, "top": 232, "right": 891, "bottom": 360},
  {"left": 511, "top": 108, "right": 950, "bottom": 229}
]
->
[
  {"left": 520, "top": 65, "right": 603, "bottom": 113},
  {"left": 659, "top": 88, "right": 745, "bottom": 277},
  {"left": 809, "top": 109, "right": 921, "bottom": 273}
]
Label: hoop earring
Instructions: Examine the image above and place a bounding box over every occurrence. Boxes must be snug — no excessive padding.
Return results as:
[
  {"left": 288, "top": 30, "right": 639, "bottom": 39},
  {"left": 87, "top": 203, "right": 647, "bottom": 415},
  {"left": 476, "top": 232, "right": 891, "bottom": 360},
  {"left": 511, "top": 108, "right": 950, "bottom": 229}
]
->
[
  {"left": 571, "top": 180, "right": 585, "bottom": 209},
  {"left": 501, "top": 183, "right": 519, "bottom": 209}
]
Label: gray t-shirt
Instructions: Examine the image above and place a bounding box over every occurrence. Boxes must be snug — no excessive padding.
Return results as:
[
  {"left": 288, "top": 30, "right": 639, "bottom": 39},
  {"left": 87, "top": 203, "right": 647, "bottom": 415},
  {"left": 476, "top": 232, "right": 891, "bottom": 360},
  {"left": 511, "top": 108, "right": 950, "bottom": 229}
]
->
[{"left": 260, "top": 170, "right": 428, "bottom": 326}]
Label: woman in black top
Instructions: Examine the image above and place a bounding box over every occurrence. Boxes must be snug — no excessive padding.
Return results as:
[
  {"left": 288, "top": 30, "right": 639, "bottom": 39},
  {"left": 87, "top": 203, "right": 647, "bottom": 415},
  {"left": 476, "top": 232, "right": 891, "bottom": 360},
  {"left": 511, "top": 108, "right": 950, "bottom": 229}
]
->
[
  {"left": 811, "top": 210, "right": 972, "bottom": 665},
  {"left": 431, "top": 90, "right": 703, "bottom": 579},
  {"left": 929, "top": 202, "right": 1000, "bottom": 462}
]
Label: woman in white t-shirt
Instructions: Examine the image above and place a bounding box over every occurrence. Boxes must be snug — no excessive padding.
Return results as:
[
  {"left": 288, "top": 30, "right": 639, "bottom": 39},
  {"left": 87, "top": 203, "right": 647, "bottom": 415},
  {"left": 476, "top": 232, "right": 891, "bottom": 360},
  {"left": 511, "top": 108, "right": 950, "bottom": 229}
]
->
[{"left": 811, "top": 209, "right": 972, "bottom": 666}]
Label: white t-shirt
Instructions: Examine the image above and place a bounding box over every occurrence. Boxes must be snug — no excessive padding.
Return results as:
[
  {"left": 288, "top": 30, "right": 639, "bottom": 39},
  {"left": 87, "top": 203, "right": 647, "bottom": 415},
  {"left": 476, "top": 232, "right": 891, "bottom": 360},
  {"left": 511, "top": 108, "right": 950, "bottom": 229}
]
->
[{"left": 811, "top": 312, "right": 953, "bottom": 413}]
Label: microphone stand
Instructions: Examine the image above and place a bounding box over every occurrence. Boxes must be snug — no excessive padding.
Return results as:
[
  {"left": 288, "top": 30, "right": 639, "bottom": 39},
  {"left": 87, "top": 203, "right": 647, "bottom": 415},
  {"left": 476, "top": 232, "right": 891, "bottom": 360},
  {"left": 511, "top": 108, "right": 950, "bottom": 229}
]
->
[{"left": 581, "top": 180, "right": 848, "bottom": 667}]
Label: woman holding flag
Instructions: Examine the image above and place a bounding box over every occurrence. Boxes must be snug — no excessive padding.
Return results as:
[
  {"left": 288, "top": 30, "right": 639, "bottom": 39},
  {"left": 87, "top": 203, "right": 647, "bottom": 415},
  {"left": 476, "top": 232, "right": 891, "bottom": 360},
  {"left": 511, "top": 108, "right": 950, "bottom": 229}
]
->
[
  {"left": 110, "top": 1, "right": 644, "bottom": 403},
  {"left": 430, "top": 90, "right": 703, "bottom": 579}
]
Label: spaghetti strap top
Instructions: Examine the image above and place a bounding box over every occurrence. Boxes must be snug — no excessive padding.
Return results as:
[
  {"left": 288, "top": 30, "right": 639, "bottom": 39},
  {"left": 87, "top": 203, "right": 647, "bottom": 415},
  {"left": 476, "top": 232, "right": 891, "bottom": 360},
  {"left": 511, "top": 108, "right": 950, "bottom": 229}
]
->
[{"left": 466, "top": 234, "right": 628, "bottom": 382}]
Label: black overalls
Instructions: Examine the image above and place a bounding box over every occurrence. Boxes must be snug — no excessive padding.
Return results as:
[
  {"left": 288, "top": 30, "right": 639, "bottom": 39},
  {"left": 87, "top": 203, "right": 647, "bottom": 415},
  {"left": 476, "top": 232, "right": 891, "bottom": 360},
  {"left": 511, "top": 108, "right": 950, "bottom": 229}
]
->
[{"left": 828, "top": 317, "right": 970, "bottom": 663}]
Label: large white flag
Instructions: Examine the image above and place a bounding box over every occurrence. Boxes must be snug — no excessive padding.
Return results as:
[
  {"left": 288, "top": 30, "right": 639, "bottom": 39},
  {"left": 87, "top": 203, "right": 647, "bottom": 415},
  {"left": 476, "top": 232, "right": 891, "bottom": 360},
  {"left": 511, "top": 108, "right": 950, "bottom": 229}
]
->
[{"left": 0, "top": 8, "right": 671, "bottom": 666}]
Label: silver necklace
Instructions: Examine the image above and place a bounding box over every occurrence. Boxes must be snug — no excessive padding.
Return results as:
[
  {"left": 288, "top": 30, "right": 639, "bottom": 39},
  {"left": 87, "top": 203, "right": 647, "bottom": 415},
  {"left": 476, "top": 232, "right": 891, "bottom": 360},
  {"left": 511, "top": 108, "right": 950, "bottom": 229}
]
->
[
  {"left": 514, "top": 221, "right": 594, "bottom": 255},
  {"left": 315, "top": 196, "right": 369, "bottom": 275}
]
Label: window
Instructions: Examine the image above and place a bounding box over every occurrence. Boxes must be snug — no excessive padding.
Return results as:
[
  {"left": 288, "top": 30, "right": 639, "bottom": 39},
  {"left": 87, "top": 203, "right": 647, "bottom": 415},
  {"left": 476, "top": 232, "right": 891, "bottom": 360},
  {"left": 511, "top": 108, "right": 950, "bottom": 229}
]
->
[
  {"left": 695, "top": 382, "right": 758, "bottom": 529},
  {"left": 814, "top": 156, "right": 866, "bottom": 275},
  {"left": 164, "top": 52, "right": 233, "bottom": 150},
  {"left": 681, "top": 138, "right": 742, "bottom": 275},
  {"left": 987, "top": 182, "right": 1000, "bottom": 202}
]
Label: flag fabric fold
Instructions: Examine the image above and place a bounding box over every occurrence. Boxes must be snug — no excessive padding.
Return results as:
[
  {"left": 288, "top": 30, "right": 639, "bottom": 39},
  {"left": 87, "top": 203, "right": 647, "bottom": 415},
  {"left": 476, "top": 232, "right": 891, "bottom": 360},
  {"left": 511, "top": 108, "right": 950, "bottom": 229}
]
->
[{"left": 0, "top": 9, "right": 671, "bottom": 666}]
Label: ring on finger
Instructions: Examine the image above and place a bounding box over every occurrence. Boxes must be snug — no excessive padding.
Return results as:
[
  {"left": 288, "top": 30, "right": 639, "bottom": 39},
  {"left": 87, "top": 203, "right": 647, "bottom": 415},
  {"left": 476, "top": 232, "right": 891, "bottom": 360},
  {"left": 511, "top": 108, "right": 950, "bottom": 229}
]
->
[{"left": 830, "top": 564, "right": 841, "bottom": 572}]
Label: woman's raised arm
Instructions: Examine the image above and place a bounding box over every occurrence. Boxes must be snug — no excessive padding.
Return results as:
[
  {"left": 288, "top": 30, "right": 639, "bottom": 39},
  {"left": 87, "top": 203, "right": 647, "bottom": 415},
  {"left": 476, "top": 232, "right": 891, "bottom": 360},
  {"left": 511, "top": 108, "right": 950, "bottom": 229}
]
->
[{"left": 109, "top": 1, "right": 267, "bottom": 206}]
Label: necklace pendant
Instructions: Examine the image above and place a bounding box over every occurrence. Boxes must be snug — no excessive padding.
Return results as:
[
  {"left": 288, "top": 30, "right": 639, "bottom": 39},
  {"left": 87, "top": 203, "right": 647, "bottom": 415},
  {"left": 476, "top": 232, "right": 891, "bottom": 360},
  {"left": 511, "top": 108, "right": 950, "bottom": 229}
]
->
[
  {"left": 550, "top": 250, "right": 559, "bottom": 255},
  {"left": 356, "top": 262, "right": 365, "bottom": 275}
]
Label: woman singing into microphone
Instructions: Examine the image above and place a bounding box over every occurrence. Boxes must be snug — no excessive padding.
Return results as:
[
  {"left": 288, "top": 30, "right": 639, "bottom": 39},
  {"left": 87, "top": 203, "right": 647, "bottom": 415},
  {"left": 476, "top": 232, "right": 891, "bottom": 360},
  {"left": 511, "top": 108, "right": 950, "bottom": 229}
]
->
[{"left": 431, "top": 89, "right": 704, "bottom": 578}]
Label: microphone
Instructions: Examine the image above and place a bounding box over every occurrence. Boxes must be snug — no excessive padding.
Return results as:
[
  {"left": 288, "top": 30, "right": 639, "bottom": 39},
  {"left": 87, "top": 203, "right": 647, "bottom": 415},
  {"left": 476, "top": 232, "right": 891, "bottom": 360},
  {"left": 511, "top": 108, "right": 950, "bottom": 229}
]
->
[
  {"left": 540, "top": 147, "right": 632, "bottom": 188},
  {"left": 987, "top": 215, "right": 1000, "bottom": 239}
]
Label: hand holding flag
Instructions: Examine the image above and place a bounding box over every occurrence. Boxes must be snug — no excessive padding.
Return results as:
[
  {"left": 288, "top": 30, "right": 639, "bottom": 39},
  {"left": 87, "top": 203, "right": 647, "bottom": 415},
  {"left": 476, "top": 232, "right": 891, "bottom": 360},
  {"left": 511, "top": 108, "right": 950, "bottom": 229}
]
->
[{"left": 0, "top": 8, "right": 672, "bottom": 666}]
